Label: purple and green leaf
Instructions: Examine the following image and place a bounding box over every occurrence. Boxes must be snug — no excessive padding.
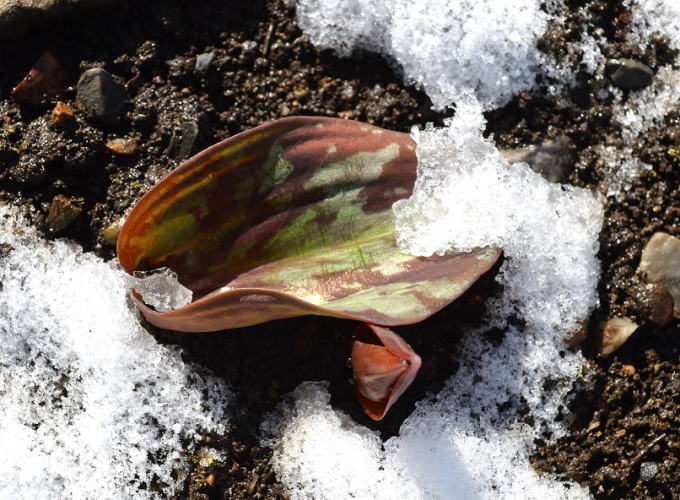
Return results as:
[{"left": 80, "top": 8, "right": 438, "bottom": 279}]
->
[{"left": 117, "top": 116, "right": 500, "bottom": 419}]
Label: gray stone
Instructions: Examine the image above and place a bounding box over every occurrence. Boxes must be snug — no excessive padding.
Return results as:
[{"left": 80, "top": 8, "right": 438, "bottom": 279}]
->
[
  {"left": 607, "top": 59, "right": 654, "bottom": 90},
  {"left": 76, "top": 68, "right": 127, "bottom": 123},
  {"left": 0, "top": 0, "right": 118, "bottom": 39},
  {"left": 166, "top": 121, "right": 199, "bottom": 161},
  {"left": 501, "top": 136, "right": 576, "bottom": 183},
  {"left": 194, "top": 52, "right": 215, "bottom": 73},
  {"left": 639, "top": 462, "right": 659, "bottom": 482}
]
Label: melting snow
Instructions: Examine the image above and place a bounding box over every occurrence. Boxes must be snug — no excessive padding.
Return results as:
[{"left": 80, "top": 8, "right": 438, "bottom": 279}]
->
[
  {"left": 297, "top": 0, "right": 680, "bottom": 197},
  {"left": 296, "top": 0, "right": 550, "bottom": 110},
  {"left": 625, "top": 0, "right": 680, "bottom": 52},
  {"left": 130, "top": 267, "right": 193, "bottom": 313},
  {"left": 0, "top": 206, "right": 231, "bottom": 498}
]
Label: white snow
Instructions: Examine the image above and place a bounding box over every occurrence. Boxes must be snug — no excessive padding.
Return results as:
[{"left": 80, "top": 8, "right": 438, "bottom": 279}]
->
[
  {"left": 394, "top": 101, "right": 603, "bottom": 338},
  {"left": 295, "top": 0, "right": 617, "bottom": 110},
  {"left": 578, "top": 31, "right": 606, "bottom": 75},
  {"left": 626, "top": 0, "right": 680, "bottom": 52},
  {"left": 296, "top": 0, "right": 551, "bottom": 110},
  {"left": 0, "top": 206, "right": 231, "bottom": 498},
  {"left": 615, "top": 64, "right": 680, "bottom": 144},
  {"left": 296, "top": 0, "right": 680, "bottom": 197}
]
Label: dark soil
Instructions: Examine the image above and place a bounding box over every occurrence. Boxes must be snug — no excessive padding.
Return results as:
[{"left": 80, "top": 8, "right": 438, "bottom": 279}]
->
[{"left": 0, "top": 0, "right": 677, "bottom": 499}]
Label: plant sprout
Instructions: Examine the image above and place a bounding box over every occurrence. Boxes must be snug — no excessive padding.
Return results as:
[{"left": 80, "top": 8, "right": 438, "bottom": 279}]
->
[{"left": 118, "top": 116, "right": 499, "bottom": 420}]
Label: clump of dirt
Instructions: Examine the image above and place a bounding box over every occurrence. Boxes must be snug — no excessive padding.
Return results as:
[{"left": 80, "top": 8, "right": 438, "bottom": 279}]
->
[{"left": 0, "top": 0, "right": 678, "bottom": 498}]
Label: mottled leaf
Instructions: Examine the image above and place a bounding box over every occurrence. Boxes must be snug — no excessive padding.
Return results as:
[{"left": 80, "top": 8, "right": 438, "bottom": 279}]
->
[{"left": 118, "top": 116, "right": 500, "bottom": 332}]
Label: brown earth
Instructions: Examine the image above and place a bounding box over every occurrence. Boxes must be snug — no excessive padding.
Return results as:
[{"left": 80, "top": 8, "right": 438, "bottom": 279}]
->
[{"left": 0, "top": 0, "right": 678, "bottom": 498}]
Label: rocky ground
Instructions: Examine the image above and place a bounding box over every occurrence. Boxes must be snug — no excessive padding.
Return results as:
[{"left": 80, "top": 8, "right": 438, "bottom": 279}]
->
[{"left": 0, "top": 0, "right": 678, "bottom": 498}]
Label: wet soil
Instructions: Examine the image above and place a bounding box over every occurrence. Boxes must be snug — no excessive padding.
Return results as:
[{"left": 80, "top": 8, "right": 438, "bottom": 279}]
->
[{"left": 0, "top": 0, "right": 678, "bottom": 498}]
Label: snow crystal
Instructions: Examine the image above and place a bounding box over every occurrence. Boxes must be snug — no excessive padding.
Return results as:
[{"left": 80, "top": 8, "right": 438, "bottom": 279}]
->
[
  {"left": 263, "top": 102, "right": 601, "bottom": 500},
  {"left": 614, "top": 66, "right": 680, "bottom": 145},
  {"left": 593, "top": 144, "right": 652, "bottom": 199},
  {"left": 130, "top": 267, "right": 193, "bottom": 312},
  {"left": 296, "top": 0, "right": 680, "bottom": 196},
  {"left": 579, "top": 31, "right": 606, "bottom": 75},
  {"left": 626, "top": 0, "right": 680, "bottom": 52},
  {"left": 295, "top": 0, "right": 619, "bottom": 110},
  {"left": 262, "top": 383, "right": 398, "bottom": 499},
  {"left": 296, "top": 0, "right": 550, "bottom": 110},
  {"left": 0, "top": 206, "right": 231, "bottom": 498}
]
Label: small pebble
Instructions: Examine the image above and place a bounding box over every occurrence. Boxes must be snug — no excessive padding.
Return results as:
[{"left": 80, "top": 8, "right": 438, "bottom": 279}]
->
[
  {"left": 195, "top": 52, "right": 215, "bottom": 73},
  {"left": 597, "top": 316, "right": 639, "bottom": 355},
  {"left": 246, "top": 472, "right": 260, "bottom": 494},
  {"left": 76, "top": 68, "right": 127, "bottom": 123},
  {"left": 587, "top": 420, "right": 600, "bottom": 432},
  {"left": 634, "top": 283, "right": 674, "bottom": 326},
  {"left": 166, "top": 121, "right": 199, "bottom": 161},
  {"left": 241, "top": 40, "right": 258, "bottom": 56},
  {"left": 102, "top": 217, "right": 124, "bottom": 246},
  {"left": 621, "top": 365, "right": 636, "bottom": 376},
  {"left": 46, "top": 195, "right": 82, "bottom": 233},
  {"left": 106, "top": 137, "right": 137, "bottom": 155},
  {"left": 607, "top": 58, "right": 654, "bottom": 89},
  {"left": 500, "top": 136, "right": 576, "bottom": 183},
  {"left": 51, "top": 101, "right": 74, "bottom": 124},
  {"left": 638, "top": 232, "right": 680, "bottom": 318},
  {"left": 639, "top": 461, "right": 659, "bottom": 482}
]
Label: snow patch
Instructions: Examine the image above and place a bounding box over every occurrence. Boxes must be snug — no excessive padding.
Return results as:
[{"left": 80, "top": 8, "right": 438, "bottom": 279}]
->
[
  {"left": 296, "top": 0, "right": 550, "bottom": 110},
  {"left": 614, "top": 66, "right": 680, "bottom": 145},
  {"left": 296, "top": 0, "right": 680, "bottom": 197},
  {"left": 0, "top": 206, "right": 231, "bottom": 498}
]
